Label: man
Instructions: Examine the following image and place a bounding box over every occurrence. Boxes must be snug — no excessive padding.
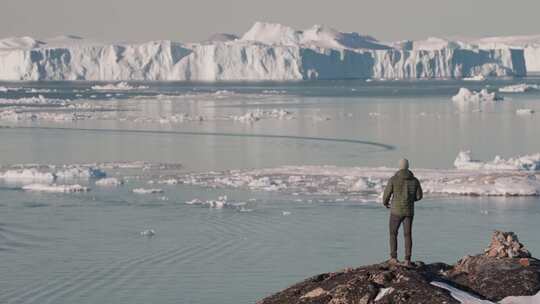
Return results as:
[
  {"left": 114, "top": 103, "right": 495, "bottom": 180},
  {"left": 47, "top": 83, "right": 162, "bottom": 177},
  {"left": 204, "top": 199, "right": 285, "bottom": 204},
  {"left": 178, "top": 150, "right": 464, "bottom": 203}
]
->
[{"left": 382, "top": 158, "right": 423, "bottom": 267}]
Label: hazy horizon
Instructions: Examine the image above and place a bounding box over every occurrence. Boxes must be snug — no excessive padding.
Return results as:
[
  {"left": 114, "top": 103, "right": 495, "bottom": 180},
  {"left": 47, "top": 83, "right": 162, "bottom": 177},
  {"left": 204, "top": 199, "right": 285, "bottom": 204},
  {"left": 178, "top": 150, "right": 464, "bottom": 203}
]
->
[{"left": 2, "top": 0, "right": 540, "bottom": 43}]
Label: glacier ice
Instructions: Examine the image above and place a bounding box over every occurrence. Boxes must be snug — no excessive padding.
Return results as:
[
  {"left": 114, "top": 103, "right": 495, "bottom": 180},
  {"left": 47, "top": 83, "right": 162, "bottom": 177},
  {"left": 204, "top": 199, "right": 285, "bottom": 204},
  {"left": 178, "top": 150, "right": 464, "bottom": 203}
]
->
[{"left": 0, "top": 22, "right": 529, "bottom": 81}]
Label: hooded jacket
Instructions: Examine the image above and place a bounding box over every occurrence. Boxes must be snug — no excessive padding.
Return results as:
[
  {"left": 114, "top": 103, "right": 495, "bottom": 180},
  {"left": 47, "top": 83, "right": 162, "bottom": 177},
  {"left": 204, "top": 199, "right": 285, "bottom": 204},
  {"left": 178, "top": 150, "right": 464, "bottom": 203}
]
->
[{"left": 383, "top": 169, "right": 423, "bottom": 216}]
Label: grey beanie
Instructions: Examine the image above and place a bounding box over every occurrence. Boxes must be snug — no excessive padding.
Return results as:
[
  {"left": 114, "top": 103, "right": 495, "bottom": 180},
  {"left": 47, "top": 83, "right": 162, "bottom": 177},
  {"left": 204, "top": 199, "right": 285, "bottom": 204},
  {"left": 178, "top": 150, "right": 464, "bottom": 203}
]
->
[{"left": 399, "top": 158, "right": 409, "bottom": 170}]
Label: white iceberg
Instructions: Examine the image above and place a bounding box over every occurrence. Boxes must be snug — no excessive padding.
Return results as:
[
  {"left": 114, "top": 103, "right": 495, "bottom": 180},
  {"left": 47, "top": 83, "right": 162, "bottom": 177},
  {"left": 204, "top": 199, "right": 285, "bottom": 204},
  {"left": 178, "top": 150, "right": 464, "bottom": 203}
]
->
[
  {"left": 452, "top": 88, "right": 503, "bottom": 103},
  {"left": 0, "top": 23, "right": 525, "bottom": 81},
  {"left": 454, "top": 150, "right": 540, "bottom": 171},
  {"left": 0, "top": 165, "right": 106, "bottom": 184}
]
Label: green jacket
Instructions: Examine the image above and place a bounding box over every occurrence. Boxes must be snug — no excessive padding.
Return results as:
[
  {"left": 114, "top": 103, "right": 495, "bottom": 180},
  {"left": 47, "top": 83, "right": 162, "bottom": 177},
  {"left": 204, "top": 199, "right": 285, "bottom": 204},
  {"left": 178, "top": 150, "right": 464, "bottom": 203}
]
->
[{"left": 383, "top": 169, "right": 423, "bottom": 216}]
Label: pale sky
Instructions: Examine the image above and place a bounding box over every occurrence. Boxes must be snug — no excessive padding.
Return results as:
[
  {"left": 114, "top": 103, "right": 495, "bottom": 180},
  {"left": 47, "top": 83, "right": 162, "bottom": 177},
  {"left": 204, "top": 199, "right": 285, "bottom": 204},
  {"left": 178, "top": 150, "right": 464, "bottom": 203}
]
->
[{"left": 2, "top": 0, "right": 539, "bottom": 42}]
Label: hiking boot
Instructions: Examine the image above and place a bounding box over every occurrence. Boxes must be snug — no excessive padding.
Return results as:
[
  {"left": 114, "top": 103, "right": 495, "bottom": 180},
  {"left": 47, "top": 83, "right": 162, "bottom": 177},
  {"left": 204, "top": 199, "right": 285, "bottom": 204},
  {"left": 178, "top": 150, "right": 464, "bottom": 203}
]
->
[
  {"left": 402, "top": 260, "right": 414, "bottom": 268},
  {"left": 387, "top": 258, "right": 399, "bottom": 265}
]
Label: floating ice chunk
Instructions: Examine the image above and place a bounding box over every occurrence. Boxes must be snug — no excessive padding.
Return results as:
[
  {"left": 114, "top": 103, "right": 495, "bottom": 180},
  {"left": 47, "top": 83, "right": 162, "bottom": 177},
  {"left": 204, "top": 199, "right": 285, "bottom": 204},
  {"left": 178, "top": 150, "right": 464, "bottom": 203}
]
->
[
  {"left": 0, "top": 169, "right": 56, "bottom": 182},
  {"left": 499, "top": 84, "right": 539, "bottom": 93},
  {"left": 56, "top": 167, "right": 106, "bottom": 180},
  {"left": 282, "top": 211, "right": 292, "bottom": 216},
  {"left": 452, "top": 88, "right": 503, "bottom": 103},
  {"left": 91, "top": 82, "right": 148, "bottom": 90},
  {"left": 140, "top": 229, "right": 156, "bottom": 237},
  {"left": 0, "top": 95, "right": 69, "bottom": 105},
  {"left": 22, "top": 184, "right": 89, "bottom": 193},
  {"left": 95, "top": 177, "right": 123, "bottom": 187},
  {"left": 132, "top": 188, "right": 164, "bottom": 194},
  {"left": 463, "top": 74, "right": 486, "bottom": 81},
  {"left": 516, "top": 108, "right": 535, "bottom": 115},
  {"left": 185, "top": 196, "right": 248, "bottom": 210},
  {"left": 454, "top": 150, "right": 540, "bottom": 171},
  {"left": 233, "top": 109, "right": 293, "bottom": 123}
]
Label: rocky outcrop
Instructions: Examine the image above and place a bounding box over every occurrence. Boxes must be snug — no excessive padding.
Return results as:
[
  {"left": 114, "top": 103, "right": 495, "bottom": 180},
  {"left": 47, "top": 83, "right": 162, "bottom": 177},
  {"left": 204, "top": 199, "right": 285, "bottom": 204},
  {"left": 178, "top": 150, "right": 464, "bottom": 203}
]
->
[{"left": 258, "top": 231, "right": 540, "bottom": 304}]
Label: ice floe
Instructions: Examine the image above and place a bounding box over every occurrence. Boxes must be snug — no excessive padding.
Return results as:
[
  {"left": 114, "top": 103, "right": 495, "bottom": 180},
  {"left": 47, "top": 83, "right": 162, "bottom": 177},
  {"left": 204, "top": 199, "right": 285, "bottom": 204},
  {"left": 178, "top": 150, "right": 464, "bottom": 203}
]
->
[
  {"left": 95, "top": 177, "right": 123, "bottom": 187},
  {"left": 176, "top": 151, "right": 540, "bottom": 197},
  {"left": 132, "top": 188, "right": 164, "bottom": 194},
  {"left": 463, "top": 75, "right": 486, "bottom": 81},
  {"left": 140, "top": 229, "right": 156, "bottom": 237},
  {"left": 233, "top": 109, "right": 293, "bottom": 123},
  {"left": 516, "top": 108, "right": 535, "bottom": 115},
  {"left": 91, "top": 82, "right": 148, "bottom": 91},
  {"left": 0, "top": 166, "right": 106, "bottom": 183},
  {"left": 452, "top": 88, "right": 503, "bottom": 103},
  {"left": 499, "top": 83, "right": 539, "bottom": 93},
  {"left": 185, "top": 196, "right": 249, "bottom": 210},
  {"left": 22, "top": 183, "right": 89, "bottom": 193},
  {"left": 454, "top": 150, "right": 540, "bottom": 171}
]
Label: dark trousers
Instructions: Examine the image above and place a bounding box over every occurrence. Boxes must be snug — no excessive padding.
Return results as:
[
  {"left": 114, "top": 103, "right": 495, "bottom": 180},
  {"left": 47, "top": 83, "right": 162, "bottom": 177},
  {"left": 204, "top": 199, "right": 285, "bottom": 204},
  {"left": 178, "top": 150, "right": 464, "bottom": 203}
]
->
[{"left": 389, "top": 214, "right": 413, "bottom": 261}]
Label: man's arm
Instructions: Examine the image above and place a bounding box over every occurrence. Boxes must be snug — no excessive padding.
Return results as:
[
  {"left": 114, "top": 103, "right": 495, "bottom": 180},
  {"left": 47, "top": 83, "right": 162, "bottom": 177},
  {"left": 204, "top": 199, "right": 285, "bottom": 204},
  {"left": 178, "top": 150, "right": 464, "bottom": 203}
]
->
[
  {"left": 382, "top": 178, "right": 393, "bottom": 208},
  {"left": 416, "top": 179, "right": 423, "bottom": 201}
]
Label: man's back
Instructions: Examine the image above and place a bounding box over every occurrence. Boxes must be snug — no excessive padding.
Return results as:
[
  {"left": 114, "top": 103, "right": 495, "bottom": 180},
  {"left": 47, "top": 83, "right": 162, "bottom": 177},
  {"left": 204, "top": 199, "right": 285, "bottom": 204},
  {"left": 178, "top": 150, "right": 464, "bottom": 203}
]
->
[{"left": 383, "top": 169, "right": 422, "bottom": 217}]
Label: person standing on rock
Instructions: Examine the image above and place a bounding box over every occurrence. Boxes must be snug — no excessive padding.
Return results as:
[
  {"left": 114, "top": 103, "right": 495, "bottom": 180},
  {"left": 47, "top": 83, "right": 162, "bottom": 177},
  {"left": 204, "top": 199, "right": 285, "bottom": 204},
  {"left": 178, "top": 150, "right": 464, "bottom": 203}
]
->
[{"left": 382, "top": 158, "right": 423, "bottom": 267}]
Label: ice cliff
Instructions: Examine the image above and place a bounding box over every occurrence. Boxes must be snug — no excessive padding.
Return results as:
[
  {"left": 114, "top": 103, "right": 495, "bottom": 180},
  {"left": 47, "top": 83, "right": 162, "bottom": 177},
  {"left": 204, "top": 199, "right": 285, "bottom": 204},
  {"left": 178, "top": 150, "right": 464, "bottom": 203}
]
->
[{"left": 0, "top": 22, "right": 531, "bottom": 81}]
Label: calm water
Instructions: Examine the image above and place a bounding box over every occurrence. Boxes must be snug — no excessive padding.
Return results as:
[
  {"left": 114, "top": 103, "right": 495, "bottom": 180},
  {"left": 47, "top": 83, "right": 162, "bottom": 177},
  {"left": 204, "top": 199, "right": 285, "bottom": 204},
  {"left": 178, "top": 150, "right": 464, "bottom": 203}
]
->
[{"left": 1, "top": 80, "right": 540, "bottom": 303}]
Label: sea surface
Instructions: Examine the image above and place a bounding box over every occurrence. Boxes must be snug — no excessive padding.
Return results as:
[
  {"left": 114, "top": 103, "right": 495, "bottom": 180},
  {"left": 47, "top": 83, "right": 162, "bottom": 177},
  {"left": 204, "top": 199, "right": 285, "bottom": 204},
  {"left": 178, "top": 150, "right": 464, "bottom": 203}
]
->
[{"left": 1, "top": 79, "right": 540, "bottom": 304}]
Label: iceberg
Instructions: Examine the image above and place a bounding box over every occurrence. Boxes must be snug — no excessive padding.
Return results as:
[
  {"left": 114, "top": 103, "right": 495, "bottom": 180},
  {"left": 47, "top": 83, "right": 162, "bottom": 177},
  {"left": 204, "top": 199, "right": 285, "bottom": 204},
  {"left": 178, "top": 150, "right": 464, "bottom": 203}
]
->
[
  {"left": 452, "top": 88, "right": 503, "bottom": 103},
  {"left": 0, "top": 22, "right": 527, "bottom": 81},
  {"left": 454, "top": 150, "right": 540, "bottom": 171}
]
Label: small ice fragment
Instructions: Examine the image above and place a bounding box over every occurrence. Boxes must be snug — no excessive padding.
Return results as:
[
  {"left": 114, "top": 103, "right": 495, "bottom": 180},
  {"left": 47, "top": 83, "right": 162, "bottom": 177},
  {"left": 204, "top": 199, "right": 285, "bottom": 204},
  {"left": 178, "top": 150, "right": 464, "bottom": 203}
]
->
[
  {"left": 140, "top": 229, "right": 155, "bottom": 237},
  {"left": 132, "top": 188, "right": 164, "bottom": 194},
  {"left": 95, "top": 177, "right": 123, "bottom": 187},
  {"left": 516, "top": 109, "right": 534, "bottom": 115},
  {"left": 282, "top": 211, "right": 291, "bottom": 216}
]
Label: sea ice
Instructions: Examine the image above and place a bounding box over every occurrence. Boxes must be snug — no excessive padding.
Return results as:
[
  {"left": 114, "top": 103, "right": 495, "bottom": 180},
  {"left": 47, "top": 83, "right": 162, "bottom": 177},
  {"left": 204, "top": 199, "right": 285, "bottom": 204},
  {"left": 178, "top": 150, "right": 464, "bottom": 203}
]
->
[
  {"left": 91, "top": 82, "right": 148, "bottom": 90},
  {"left": 499, "top": 83, "right": 539, "bottom": 93},
  {"left": 22, "top": 184, "right": 89, "bottom": 193},
  {"left": 454, "top": 150, "right": 540, "bottom": 171},
  {"left": 516, "top": 109, "right": 535, "bottom": 115},
  {"left": 177, "top": 151, "right": 540, "bottom": 197},
  {"left": 95, "top": 177, "right": 123, "bottom": 187},
  {"left": 132, "top": 188, "right": 164, "bottom": 194},
  {"left": 140, "top": 229, "right": 156, "bottom": 237},
  {"left": 452, "top": 88, "right": 503, "bottom": 103},
  {"left": 463, "top": 75, "right": 486, "bottom": 81}
]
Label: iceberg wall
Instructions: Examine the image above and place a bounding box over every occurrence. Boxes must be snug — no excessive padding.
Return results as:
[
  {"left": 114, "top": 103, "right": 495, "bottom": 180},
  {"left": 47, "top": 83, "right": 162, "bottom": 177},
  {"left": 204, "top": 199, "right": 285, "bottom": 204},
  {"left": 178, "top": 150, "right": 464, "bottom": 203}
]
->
[{"left": 0, "top": 23, "right": 529, "bottom": 81}]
